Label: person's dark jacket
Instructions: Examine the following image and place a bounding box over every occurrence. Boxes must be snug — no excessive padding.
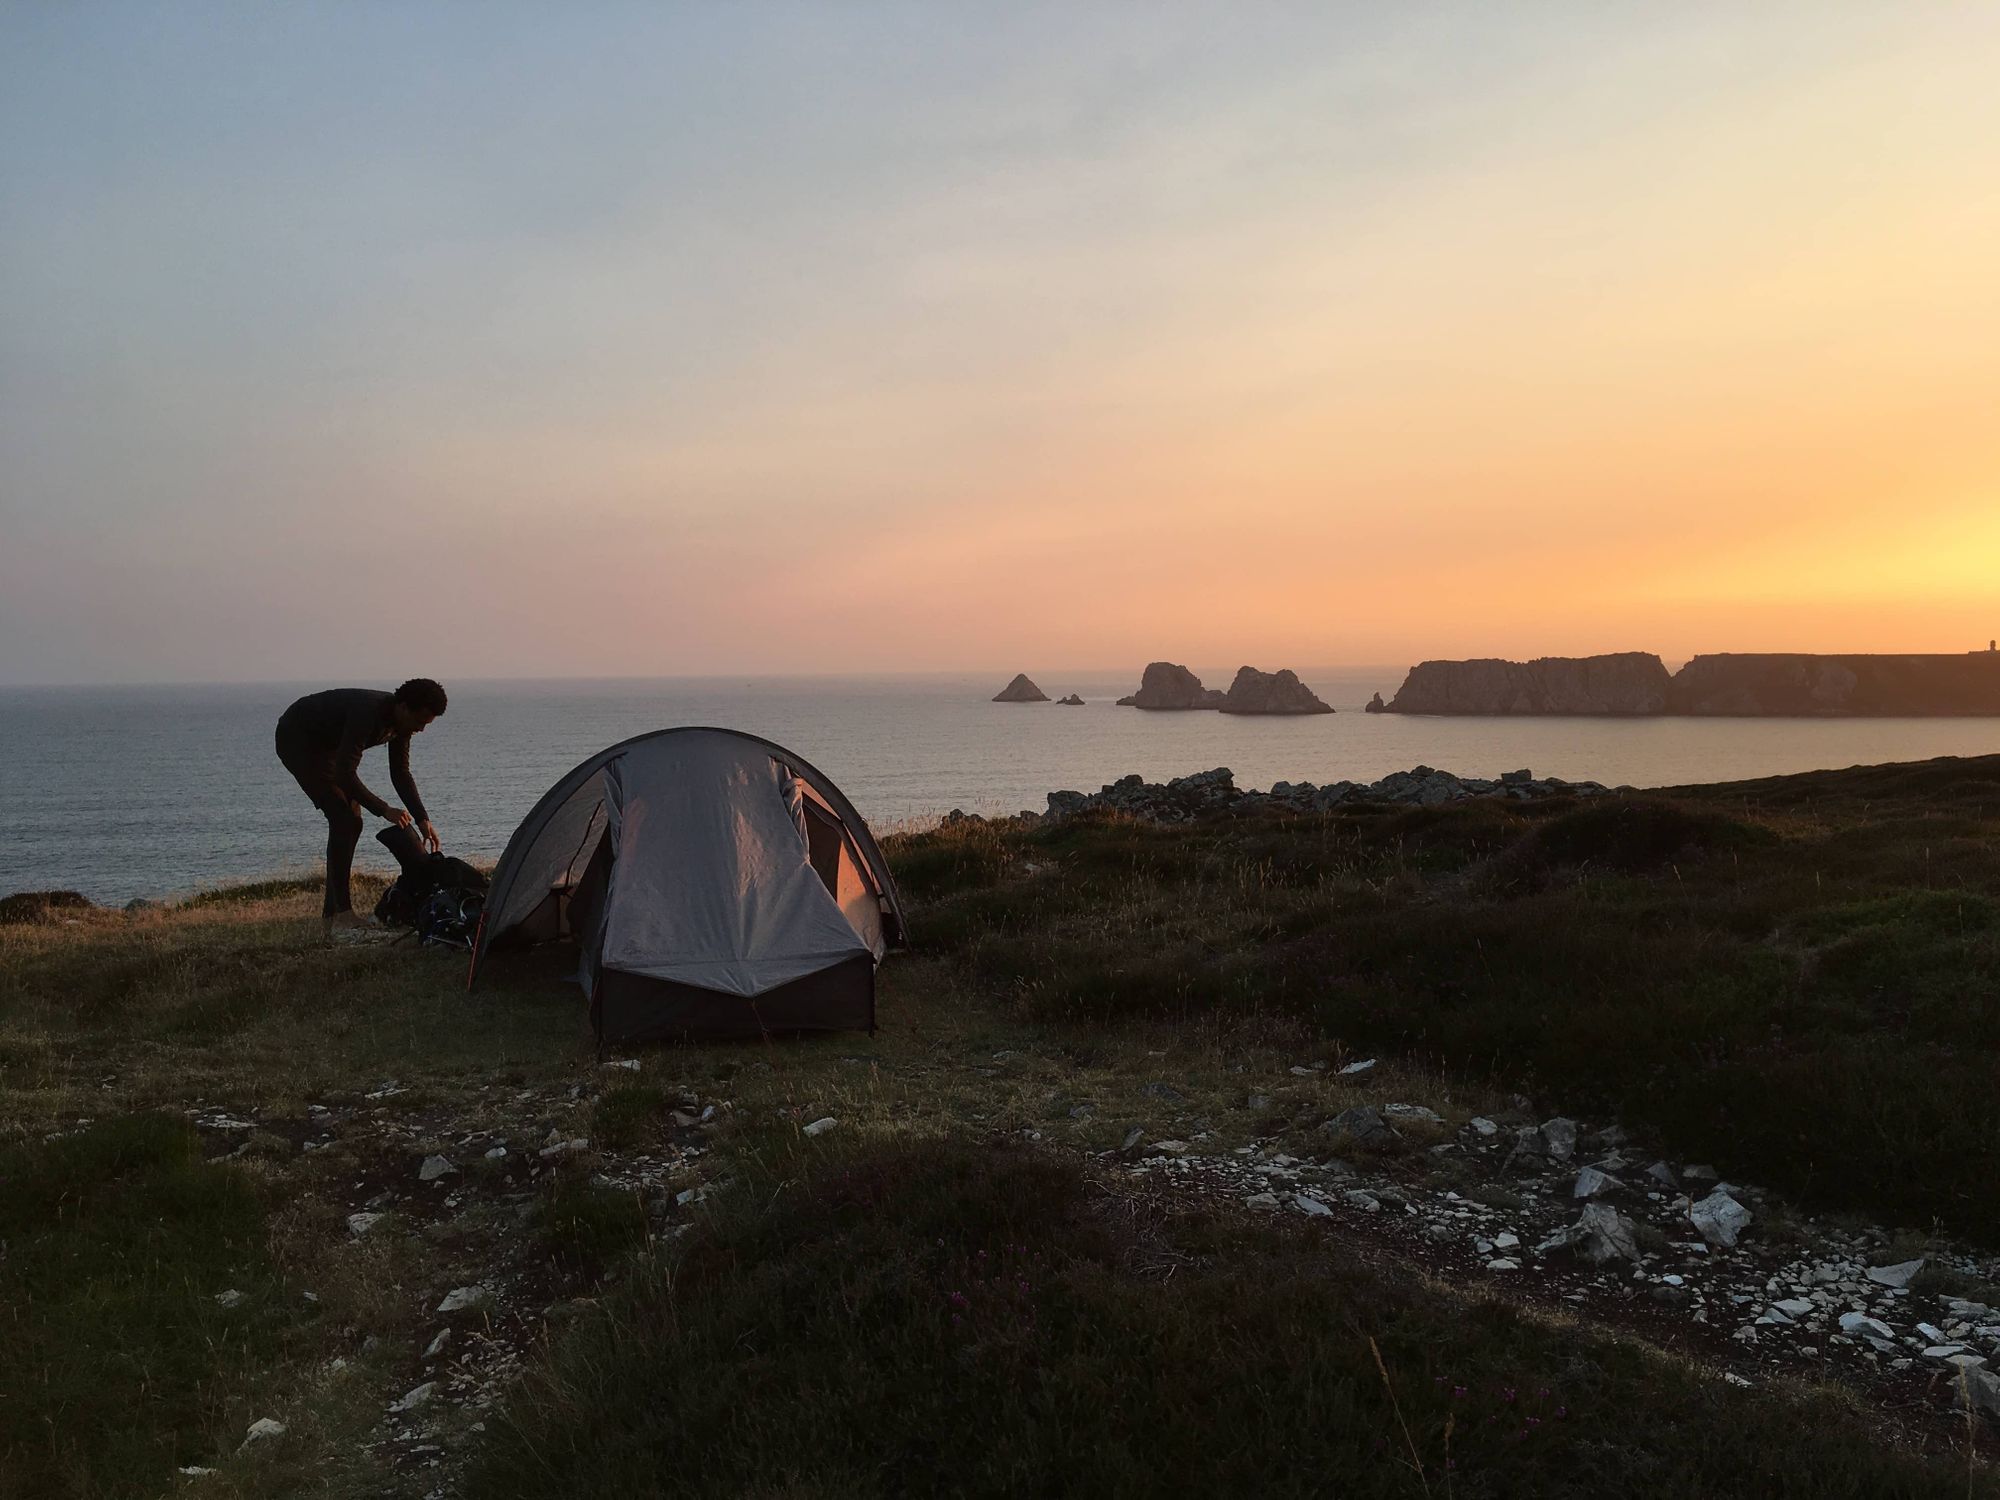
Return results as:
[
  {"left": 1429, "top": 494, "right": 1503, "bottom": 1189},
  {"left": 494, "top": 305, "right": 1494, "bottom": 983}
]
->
[{"left": 275, "top": 688, "right": 429, "bottom": 823}]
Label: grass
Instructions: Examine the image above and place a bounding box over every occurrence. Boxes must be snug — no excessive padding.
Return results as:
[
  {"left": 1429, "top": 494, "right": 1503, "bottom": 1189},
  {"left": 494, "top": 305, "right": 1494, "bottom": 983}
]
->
[
  {"left": 2, "top": 752, "right": 1998, "bottom": 1495},
  {"left": 0, "top": 1115, "right": 302, "bottom": 1498},
  {"left": 903, "top": 757, "right": 2000, "bottom": 1239},
  {"left": 470, "top": 1136, "right": 1977, "bottom": 1500}
]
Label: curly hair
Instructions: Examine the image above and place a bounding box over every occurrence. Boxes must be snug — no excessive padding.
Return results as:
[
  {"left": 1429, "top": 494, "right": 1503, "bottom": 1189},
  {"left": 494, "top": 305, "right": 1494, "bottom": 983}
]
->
[{"left": 394, "top": 678, "right": 448, "bottom": 716}]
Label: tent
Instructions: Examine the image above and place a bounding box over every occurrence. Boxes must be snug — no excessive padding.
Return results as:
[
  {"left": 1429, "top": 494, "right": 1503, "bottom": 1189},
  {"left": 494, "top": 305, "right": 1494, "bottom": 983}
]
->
[{"left": 467, "top": 727, "right": 906, "bottom": 1042}]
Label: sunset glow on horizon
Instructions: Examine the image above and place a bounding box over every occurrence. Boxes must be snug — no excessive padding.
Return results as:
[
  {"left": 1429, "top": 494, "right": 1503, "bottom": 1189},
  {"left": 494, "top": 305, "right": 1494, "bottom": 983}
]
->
[{"left": 3, "top": 3, "right": 1997, "bottom": 685}]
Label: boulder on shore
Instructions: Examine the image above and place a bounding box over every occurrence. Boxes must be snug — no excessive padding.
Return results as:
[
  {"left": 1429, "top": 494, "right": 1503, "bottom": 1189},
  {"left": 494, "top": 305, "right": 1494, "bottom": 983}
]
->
[
  {"left": 1116, "top": 662, "right": 1226, "bottom": 710},
  {"left": 1218, "top": 666, "right": 1333, "bottom": 715},
  {"left": 992, "top": 674, "right": 1050, "bottom": 703}
]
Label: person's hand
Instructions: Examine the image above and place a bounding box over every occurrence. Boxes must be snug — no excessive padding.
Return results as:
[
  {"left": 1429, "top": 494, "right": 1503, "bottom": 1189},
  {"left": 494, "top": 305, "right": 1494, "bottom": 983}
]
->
[
  {"left": 418, "top": 819, "right": 441, "bottom": 854},
  {"left": 387, "top": 808, "right": 414, "bottom": 831}
]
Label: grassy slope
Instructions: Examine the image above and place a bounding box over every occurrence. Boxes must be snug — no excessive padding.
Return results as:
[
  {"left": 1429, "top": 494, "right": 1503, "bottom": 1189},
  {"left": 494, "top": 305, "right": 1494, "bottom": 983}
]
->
[
  {"left": 902, "top": 757, "right": 2000, "bottom": 1238},
  {"left": 2, "top": 756, "right": 1997, "bottom": 1497}
]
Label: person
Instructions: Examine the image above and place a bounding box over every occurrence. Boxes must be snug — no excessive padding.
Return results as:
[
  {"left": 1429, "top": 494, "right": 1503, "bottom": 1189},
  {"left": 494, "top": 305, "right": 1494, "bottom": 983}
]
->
[{"left": 274, "top": 678, "right": 448, "bottom": 932}]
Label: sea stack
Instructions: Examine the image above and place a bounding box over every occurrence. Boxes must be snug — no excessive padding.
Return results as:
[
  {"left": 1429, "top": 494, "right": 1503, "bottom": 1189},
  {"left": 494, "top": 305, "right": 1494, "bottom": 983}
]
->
[
  {"left": 1115, "top": 662, "right": 1226, "bottom": 710},
  {"left": 1056, "top": 693, "right": 1085, "bottom": 706},
  {"left": 992, "top": 674, "right": 1050, "bottom": 703},
  {"left": 1364, "top": 692, "right": 1387, "bottom": 713},
  {"left": 1218, "top": 667, "right": 1334, "bottom": 715},
  {"left": 1381, "top": 654, "right": 1672, "bottom": 715}
]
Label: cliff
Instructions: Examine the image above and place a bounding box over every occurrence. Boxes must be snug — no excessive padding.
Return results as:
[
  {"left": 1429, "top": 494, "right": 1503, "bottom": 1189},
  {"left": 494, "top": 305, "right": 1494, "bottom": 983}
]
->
[
  {"left": 1218, "top": 666, "right": 1334, "bottom": 715},
  {"left": 1669, "top": 653, "right": 2000, "bottom": 716},
  {"left": 992, "top": 674, "right": 1050, "bottom": 703},
  {"left": 1116, "top": 662, "right": 1226, "bottom": 710},
  {"left": 1383, "top": 654, "right": 1672, "bottom": 715}
]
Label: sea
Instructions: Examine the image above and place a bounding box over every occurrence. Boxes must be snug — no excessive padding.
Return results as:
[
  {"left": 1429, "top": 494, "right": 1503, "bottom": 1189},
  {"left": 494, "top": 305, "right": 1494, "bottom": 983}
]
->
[{"left": 4, "top": 670, "right": 1998, "bottom": 905}]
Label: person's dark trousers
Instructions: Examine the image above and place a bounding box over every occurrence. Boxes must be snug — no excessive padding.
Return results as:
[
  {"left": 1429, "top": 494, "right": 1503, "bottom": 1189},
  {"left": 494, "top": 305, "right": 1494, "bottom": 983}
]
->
[{"left": 275, "top": 727, "right": 363, "bottom": 918}]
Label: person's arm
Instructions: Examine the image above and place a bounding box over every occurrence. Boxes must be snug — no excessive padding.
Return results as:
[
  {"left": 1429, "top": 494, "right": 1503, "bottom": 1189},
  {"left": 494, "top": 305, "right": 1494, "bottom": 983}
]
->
[
  {"left": 389, "top": 734, "right": 429, "bottom": 827},
  {"left": 334, "top": 715, "right": 395, "bottom": 819}
]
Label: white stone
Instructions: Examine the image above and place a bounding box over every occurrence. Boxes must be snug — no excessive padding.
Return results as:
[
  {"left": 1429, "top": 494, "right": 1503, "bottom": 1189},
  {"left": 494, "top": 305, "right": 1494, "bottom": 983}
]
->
[
  {"left": 802, "top": 1117, "right": 838, "bottom": 1138},
  {"left": 602, "top": 1058, "right": 641, "bottom": 1071},
  {"left": 1337, "top": 1059, "right": 1376, "bottom": 1076},
  {"left": 1293, "top": 1193, "right": 1334, "bottom": 1217},
  {"left": 1494, "top": 1232, "right": 1520, "bottom": 1250},
  {"left": 390, "top": 1382, "right": 436, "bottom": 1413},
  {"left": 418, "top": 1155, "right": 455, "bottom": 1181},
  {"left": 1467, "top": 1117, "right": 1499, "bottom": 1137},
  {"left": 1383, "top": 1104, "right": 1442, "bottom": 1124},
  {"left": 1486, "top": 1257, "right": 1521, "bottom": 1272},
  {"left": 436, "top": 1286, "right": 486, "bottom": 1314},
  {"left": 424, "top": 1329, "right": 451, "bottom": 1359},
  {"left": 1866, "top": 1259, "right": 1925, "bottom": 1289},
  {"left": 241, "top": 1418, "right": 286, "bottom": 1447},
  {"left": 1244, "top": 1192, "right": 1280, "bottom": 1210},
  {"left": 485, "top": 1146, "right": 507, "bottom": 1160},
  {"left": 214, "top": 1289, "right": 245, "bottom": 1310},
  {"left": 1839, "top": 1312, "right": 1896, "bottom": 1342},
  {"left": 1689, "top": 1189, "right": 1752, "bottom": 1248},
  {"left": 346, "top": 1212, "right": 385, "bottom": 1237},
  {"left": 1573, "top": 1167, "right": 1622, "bottom": 1199},
  {"left": 1344, "top": 1190, "right": 1382, "bottom": 1213}
]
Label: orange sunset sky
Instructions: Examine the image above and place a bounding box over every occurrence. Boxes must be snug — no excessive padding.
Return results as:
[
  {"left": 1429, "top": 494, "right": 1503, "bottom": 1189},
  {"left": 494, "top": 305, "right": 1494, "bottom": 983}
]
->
[{"left": 2, "top": 4, "right": 1996, "bottom": 684}]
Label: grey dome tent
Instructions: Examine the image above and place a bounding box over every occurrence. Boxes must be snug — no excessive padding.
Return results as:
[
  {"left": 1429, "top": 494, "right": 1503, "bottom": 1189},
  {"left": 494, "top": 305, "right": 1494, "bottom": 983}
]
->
[{"left": 468, "top": 727, "right": 905, "bottom": 1042}]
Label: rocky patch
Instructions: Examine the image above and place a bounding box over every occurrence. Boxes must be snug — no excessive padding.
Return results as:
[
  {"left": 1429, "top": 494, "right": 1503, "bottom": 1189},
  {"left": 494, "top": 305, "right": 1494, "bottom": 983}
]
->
[{"left": 1037, "top": 765, "right": 1608, "bottom": 824}]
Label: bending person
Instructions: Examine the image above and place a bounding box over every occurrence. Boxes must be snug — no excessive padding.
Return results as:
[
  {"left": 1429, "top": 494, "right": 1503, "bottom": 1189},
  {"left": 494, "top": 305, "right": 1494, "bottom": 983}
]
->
[{"left": 274, "top": 678, "right": 448, "bottom": 932}]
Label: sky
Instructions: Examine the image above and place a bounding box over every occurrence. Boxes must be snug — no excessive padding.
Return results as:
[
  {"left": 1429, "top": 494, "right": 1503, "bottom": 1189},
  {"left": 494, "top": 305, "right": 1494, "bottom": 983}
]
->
[{"left": 3, "top": 3, "right": 1997, "bottom": 685}]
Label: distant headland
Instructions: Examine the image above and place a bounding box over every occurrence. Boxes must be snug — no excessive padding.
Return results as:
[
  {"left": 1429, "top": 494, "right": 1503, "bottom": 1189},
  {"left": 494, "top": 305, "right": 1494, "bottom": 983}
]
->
[{"left": 1370, "top": 648, "right": 2000, "bottom": 717}]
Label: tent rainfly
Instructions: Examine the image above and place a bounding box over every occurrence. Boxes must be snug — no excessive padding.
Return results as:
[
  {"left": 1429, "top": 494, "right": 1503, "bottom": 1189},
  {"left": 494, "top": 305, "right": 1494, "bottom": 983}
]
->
[{"left": 467, "top": 728, "right": 906, "bottom": 1042}]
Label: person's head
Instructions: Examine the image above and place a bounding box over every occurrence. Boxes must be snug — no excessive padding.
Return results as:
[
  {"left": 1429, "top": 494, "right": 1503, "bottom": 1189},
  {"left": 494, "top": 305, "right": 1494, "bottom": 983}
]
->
[{"left": 392, "top": 677, "right": 448, "bottom": 734}]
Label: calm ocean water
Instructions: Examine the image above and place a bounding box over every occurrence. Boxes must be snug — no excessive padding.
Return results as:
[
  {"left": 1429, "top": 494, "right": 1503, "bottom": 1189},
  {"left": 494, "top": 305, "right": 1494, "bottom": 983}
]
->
[{"left": 3, "top": 670, "right": 1998, "bottom": 904}]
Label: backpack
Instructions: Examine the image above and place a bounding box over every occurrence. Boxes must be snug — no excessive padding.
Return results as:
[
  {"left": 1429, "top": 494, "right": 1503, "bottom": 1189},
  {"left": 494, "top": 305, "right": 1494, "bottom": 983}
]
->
[
  {"left": 374, "top": 851, "right": 488, "bottom": 937},
  {"left": 413, "top": 883, "right": 485, "bottom": 950}
]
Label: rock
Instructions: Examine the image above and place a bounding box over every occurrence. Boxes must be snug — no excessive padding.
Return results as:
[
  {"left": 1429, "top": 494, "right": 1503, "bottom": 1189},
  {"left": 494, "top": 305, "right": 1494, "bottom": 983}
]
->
[
  {"left": 1119, "top": 662, "right": 1226, "bottom": 711},
  {"left": 240, "top": 1417, "right": 286, "bottom": 1448},
  {"left": 1363, "top": 692, "right": 1387, "bottom": 713},
  {"left": 1538, "top": 1202, "right": 1641, "bottom": 1264},
  {"left": 1323, "top": 1106, "right": 1401, "bottom": 1150},
  {"left": 1383, "top": 1104, "right": 1442, "bottom": 1124},
  {"left": 1293, "top": 1193, "right": 1335, "bottom": 1217},
  {"left": 602, "top": 1058, "right": 640, "bottom": 1072},
  {"left": 1118, "top": 1127, "right": 1146, "bottom": 1155},
  {"left": 539, "top": 1138, "right": 588, "bottom": 1159},
  {"left": 1865, "top": 1258, "right": 1925, "bottom": 1288},
  {"left": 1540, "top": 1118, "right": 1579, "bottom": 1161},
  {"left": 1217, "top": 666, "right": 1334, "bottom": 716},
  {"left": 1500, "top": 768, "right": 1532, "bottom": 784},
  {"left": 125, "top": 897, "right": 162, "bottom": 913},
  {"left": 1467, "top": 1117, "right": 1499, "bottom": 1137},
  {"left": 1142, "top": 1082, "right": 1187, "bottom": 1103},
  {"left": 214, "top": 1289, "right": 245, "bottom": 1310},
  {"left": 1244, "top": 1192, "right": 1280, "bottom": 1210},
  {"left": 1244, "top": 1093, "right": 1271, "bottom": 1112},
  {"left": 437, "top": 1286, "right": 487, "bottom": 1314},
  {"left": 1337, "top": 1058, "right": 1377, "bottom": 1076},
  {"left": 1839, "top": 1312, "right": 1898, "bottom": 1344},
  {"left": 1379, "top": 654, "right": 1673, "bottom": 715},
  {"left": 802, "top": 1117, "right": 838, "bottom": 1137},
  {"left": 1486, "top": 1258, "right": 1521, "bottom": 1272},
  {"left": 424, "top": 1328, "right": 451, "bottom": 1359},
  {"left": 992, "top": 674, "right": 1050, "bottom": 703},
  {"left": 1772, "top": 1299, "right": 1815, "bottom": 1318},
  {"left": 418, "top": 1155, "right": 456, "bottom": 1182},
  {"left": 1055, "top": 693, "right": 1085, "bottom": 706},
  {"left": 390, "top": 1382, "right": 436, "bottom": 1413},
  {"left": 1689, "top": 1189, "right": 1753, "bottom": 1248},
  {"left": 1958, "top": 1364, "right": 2000, "bottom": 1422},
  {"left": 1573, "top": 1167, "right": 1623, "bottom": 1199},
  {"left": 1344, "top": 1189, "right": 1383, "bottom": 1212},
  {"left": 1669, "top": 652, "right": 2000, "bottom": 717},
  {"left": 1644, "top": 1161, "right": 1679, "bottom": 1190},
  {"left": 347, "top": 1212, "right": 385, "bottom": 1237},
  {"left": 1680, "top": 1164, "right": 1720, "bottom": 1184}
]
